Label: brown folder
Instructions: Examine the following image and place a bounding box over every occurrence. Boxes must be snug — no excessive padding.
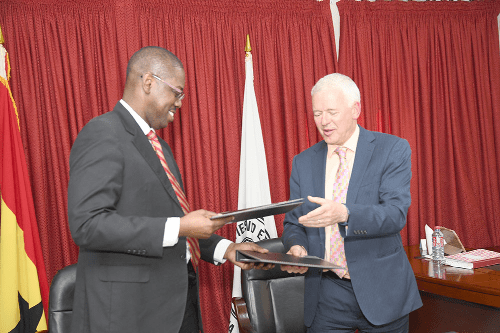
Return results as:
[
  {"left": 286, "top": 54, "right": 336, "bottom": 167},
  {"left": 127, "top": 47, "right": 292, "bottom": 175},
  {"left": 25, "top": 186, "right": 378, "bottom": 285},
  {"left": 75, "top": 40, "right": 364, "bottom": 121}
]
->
[{"left": 440, "top": 227, "right": 466, "bottom": 255}]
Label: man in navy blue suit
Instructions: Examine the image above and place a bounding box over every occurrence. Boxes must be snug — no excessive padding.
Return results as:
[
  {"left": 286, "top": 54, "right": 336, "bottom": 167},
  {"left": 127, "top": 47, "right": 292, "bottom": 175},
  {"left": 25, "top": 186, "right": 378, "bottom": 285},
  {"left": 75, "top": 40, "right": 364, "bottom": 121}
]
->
[{"left": 281, "top": 73, "right": 422, "bottom": 332}]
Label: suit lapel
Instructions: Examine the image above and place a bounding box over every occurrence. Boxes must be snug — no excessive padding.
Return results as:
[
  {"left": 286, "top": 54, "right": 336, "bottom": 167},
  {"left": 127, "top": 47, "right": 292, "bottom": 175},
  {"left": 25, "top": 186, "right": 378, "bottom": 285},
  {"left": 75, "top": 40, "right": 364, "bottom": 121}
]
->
[
  {"left": 347, "top": 127, "right": 375, "bottom": 204},
  {"left": 114, "top": 104, "right": 183, "bottom": 211},
  {"left": 312, "top": 141, "right": 327, "bottom": 199},
  {"left": 312, "top": 141, "right": 327, "bottom": 245}
]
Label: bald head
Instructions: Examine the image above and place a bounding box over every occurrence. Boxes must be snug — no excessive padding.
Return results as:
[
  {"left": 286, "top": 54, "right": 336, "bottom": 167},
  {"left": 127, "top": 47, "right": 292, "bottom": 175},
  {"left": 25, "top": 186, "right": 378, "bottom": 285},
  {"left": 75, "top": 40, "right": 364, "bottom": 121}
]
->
[
  {"left": 122, "top": 46, "right": 186, "bottom": 129},
  {"left": 125, "top": 46, "right": 183, "bottom": 84}
]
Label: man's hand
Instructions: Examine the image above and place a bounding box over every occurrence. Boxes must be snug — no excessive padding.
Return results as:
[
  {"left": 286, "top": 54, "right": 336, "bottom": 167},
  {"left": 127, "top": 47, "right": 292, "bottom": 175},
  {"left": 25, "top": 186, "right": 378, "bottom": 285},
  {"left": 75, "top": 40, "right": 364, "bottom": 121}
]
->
[
  {"left": 224, "top": 242, "right": 274, "bottom": 270},
  {"left": 179, "top": 209, "right": 233, "bottom": 239},
  {"left": 280, "top": 245, "right": 309, "bottom": 274},
  {"left": 298, "top": 196, "right": 348, "bottom": 228}
]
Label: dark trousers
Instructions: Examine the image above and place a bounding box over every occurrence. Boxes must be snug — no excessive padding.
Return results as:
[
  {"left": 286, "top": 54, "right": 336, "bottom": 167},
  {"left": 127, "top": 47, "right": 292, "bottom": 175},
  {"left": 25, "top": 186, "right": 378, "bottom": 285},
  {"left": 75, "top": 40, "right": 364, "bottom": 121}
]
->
[
  {"left": 179, "top": 262, "right": 200, "bottom": 333},
  {"left": 308, "top": 271, "right": 409, "bottom": 333}
]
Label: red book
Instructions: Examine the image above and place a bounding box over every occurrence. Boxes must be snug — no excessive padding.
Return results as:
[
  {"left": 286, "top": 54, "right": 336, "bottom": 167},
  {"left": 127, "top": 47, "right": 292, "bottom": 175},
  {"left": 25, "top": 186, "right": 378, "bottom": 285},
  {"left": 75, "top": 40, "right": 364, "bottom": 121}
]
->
[{"left": 444, "top": 249, "right": 500, "bottom": 269}]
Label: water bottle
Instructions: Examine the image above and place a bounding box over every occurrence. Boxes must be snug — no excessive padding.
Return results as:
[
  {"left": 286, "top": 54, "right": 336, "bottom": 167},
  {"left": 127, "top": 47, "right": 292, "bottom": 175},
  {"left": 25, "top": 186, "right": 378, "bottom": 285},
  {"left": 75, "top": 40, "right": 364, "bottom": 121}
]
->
[
  {"left": 432, "top": 226, "right": 445, "bottom": 263},
  {"left": 430, "top": 260, "right": 446, "bottom": 279}
]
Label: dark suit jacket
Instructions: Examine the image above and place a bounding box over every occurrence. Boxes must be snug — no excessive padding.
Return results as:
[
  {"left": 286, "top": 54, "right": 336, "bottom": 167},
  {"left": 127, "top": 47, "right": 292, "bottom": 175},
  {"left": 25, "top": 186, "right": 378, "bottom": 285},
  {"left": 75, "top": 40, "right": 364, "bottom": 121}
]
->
[
  {"left": 67, "top": 102, "right": 223, "bottom": 333},
  {"left": 282, "top": 126, "right": 422, "bottom": 327}
]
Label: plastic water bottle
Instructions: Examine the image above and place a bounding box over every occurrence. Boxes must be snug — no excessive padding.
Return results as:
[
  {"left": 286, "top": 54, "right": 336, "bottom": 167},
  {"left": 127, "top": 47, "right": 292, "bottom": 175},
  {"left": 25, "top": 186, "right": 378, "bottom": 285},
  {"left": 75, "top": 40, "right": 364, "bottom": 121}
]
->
[
  {"left": 431, "top": 260, "right": 446, "bottom": 279},
  {"left": 432, "top": 226, "right": 445, "bottom": 263}
]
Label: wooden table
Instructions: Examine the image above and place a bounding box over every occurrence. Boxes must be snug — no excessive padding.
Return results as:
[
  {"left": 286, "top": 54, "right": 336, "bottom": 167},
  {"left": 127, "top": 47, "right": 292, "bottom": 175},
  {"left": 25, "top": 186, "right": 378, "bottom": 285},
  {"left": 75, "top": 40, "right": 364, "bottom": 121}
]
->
[{"left": 406, "top": 245, "right": 500, "bottom": 332}]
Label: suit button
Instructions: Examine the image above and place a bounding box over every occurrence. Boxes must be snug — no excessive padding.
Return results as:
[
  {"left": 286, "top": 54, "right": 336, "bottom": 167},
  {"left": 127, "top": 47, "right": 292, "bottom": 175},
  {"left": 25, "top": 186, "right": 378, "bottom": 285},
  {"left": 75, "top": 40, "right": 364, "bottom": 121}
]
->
[
  {"left": 142, "top": 250, "right": 147, "bottom": 255},
  {"left": 132, "top": 250, "right": 137, "bottom": 254},
  {"left": 127, "top": 250, "right": 132, "bottom": 253}
]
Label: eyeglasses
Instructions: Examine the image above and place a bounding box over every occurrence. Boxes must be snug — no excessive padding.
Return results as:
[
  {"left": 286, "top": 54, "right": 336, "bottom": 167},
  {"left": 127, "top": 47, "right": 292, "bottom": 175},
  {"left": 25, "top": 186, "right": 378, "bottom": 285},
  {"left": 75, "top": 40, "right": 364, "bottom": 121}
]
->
[{"left": 151, "top": 74, "right": 185, "bottom": 101}]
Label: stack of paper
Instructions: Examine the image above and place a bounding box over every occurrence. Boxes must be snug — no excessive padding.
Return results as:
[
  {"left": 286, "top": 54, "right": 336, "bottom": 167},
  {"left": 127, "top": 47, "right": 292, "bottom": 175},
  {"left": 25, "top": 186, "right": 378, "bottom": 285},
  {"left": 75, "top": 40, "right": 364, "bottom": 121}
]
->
[{"left": 444, "top": 249, "right": 500, "bottom": 269}]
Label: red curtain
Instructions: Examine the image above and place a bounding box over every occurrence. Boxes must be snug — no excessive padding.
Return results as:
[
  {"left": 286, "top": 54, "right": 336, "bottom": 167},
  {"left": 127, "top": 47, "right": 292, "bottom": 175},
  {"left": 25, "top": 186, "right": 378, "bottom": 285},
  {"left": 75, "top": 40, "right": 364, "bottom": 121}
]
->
[
  {"left": 3, "top": 0, "right": 500, "bottom": 330},
  {"left": 337, "top": 0, "right": 500, "bottom": 249},
  {"left": 0, "top": 0, "right": 336, "bottom": 331}
]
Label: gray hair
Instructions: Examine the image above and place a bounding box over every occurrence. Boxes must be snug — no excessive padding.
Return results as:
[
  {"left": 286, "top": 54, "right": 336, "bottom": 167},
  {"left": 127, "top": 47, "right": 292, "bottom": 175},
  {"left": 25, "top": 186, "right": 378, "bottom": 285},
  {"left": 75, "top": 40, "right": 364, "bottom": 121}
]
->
[{"left": 311, "top": 73, "right": 360, "bottom": 107}]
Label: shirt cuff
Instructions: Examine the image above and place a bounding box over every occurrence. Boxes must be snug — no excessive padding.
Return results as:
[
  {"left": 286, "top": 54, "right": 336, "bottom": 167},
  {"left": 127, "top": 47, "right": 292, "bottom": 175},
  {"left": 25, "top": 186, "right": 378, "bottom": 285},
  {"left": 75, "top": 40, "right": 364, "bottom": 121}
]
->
[
  {"left": 213, "top": 239, "right": 233, "bottom": 264},
  {"left": 163, "top": 217, "right": 180, "bottom": 247}
]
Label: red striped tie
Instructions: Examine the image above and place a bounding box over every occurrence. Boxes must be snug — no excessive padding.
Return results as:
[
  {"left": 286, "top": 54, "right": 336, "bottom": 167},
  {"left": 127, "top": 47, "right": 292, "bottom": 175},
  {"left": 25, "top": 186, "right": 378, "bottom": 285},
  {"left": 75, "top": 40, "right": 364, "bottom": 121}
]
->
[{"left": 147, "top": 130, "right": 201, "bottom": 271}]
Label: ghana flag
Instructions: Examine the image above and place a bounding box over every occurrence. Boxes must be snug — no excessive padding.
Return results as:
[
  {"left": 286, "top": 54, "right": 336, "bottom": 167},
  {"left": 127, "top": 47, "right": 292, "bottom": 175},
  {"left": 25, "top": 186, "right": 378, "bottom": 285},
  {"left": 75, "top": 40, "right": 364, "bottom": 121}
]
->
[{"left": 0, "top": 27, "right": 49, "bottom": 333}]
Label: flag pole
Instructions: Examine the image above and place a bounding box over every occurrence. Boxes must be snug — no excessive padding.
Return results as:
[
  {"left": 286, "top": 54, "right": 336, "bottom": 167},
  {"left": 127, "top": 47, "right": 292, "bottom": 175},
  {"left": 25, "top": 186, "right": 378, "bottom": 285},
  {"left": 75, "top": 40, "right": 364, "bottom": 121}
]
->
[
  {"left": 228, "top": 34, "right": 277, "bottom": 333},
  {"left": 245, "top": 34, "right": 251, "bottom": 54}
]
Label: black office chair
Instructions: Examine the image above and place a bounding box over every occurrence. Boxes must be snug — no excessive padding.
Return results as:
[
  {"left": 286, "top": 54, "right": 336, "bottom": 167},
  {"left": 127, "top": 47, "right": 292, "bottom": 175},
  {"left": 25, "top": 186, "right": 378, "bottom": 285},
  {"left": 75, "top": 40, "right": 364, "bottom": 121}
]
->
[
  {"left": 232, "top": 238, "right": 307, "bottom": 333},
  {"left": 48, "top": 264, "right": 77, "bottom": 333}
]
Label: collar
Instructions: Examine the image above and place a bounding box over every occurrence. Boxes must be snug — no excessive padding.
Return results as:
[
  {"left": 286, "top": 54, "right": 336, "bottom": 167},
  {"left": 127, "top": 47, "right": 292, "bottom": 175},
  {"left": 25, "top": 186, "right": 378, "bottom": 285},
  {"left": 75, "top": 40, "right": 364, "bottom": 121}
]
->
[
  {"left": 120, "top": 99, "right": 154, "bottom": 136},
  {"left": 327, "top": 125, "right": 360, "bottom": 158}
]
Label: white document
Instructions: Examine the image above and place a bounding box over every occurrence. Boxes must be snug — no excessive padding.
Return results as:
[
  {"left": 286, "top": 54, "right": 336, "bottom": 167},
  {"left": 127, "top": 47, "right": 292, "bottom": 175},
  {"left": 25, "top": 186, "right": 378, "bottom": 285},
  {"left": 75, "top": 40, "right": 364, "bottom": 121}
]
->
[{"left": 425, "top": 224, "right": 434, "bottom": 255}]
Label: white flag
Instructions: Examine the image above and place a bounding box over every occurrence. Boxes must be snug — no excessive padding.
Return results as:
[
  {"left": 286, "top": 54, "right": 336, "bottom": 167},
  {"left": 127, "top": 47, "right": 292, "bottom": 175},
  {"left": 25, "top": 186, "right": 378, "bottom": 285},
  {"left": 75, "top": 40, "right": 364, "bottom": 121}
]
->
[{"left": 228, "top": 43, "right": 278, "bottom": 333}]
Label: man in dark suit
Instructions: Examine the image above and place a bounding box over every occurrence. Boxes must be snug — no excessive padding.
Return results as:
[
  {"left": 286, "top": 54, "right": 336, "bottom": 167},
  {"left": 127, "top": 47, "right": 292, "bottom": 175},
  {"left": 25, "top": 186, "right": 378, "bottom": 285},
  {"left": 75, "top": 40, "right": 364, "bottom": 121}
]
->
[
  {"left": 67, "top": 46, "right": 269, "bottom": 333},
  {"left": 281, "top": 73, "right": 422, "bottom": 332}
]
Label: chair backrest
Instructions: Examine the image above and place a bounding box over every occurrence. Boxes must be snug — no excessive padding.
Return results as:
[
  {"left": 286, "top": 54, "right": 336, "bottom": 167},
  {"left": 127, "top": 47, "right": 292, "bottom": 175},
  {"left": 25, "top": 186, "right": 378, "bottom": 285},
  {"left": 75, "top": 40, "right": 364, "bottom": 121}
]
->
[
  {"left": 241, "top": 238, "right": 306, "bottom": 333},
  {"left": 48, "top": 264, "right": 77, "bottom": 333}
]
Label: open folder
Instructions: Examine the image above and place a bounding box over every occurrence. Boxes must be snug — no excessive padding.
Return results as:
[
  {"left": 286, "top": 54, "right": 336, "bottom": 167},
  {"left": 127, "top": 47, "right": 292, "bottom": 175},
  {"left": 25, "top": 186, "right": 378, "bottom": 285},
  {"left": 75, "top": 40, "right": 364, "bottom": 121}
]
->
[
  {"left": 210, "top": 198, "right": 304, "bottom": 224},
  {"left": 235, "top": 250, "right": 341, "bottom": 269}
]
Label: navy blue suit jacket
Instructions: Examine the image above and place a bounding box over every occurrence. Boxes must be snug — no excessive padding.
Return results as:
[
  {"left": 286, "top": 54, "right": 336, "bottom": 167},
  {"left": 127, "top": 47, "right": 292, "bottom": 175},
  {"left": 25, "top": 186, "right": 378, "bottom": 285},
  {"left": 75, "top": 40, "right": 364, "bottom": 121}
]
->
[{"left": 282, "top": 126, "right": 422, "bottom": 326}]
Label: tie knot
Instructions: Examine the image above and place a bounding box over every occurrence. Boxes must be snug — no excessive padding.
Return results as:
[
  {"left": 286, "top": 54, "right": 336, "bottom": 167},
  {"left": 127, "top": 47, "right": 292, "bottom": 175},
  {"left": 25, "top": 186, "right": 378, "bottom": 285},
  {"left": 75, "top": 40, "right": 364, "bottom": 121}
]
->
[
  {"left": 147, "top": 130, "right": 157, "bottom": 141},
  {"left": 335, "top": 147, "right": 347, "bottom": 159}
]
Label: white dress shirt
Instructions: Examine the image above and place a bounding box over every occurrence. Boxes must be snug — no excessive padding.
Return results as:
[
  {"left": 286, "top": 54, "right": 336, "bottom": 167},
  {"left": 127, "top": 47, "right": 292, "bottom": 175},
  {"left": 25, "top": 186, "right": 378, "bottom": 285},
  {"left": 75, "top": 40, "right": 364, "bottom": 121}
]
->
[
  {"left": 324, "top": 125, "right": 359, "bottom": 262},
  {"left": 120, "top": 100, "right": 231, "bottom": 263}
]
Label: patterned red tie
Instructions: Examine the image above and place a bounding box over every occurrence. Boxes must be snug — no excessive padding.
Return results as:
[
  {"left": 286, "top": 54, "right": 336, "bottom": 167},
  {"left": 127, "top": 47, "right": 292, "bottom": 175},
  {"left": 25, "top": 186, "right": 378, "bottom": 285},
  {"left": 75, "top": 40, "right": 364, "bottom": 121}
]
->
[
  {"left": 147, "top": 130, "right": 201, "bottom": 271},
  {"left": 329, "top": 147, "right": 350, "bottom": 278}
]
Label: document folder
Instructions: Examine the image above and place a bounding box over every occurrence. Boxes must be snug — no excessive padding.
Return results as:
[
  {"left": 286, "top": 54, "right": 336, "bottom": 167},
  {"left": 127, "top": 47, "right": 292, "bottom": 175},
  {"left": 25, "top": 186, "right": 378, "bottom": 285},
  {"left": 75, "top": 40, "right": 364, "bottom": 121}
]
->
[
  {"left": 210, "top": 198, "right": 304, "bottom": 224},
  {"left": 235, "top": 250, "right": 341, "bottom": 269}
]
